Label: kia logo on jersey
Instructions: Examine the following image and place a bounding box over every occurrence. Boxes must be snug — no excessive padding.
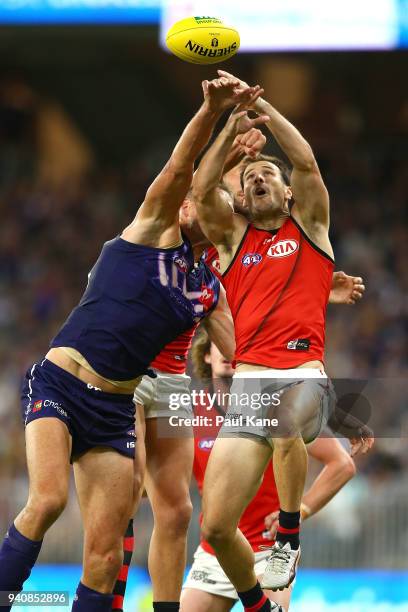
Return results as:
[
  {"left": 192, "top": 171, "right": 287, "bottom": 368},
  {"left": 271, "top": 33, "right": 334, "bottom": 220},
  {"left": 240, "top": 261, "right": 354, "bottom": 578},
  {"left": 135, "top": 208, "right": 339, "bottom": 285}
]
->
[
  {"left": 267, "top": 239, "right": 299, "bottom": 258},
  {"left": 242, "top": 253, "right": 263, "bottom": 267}
]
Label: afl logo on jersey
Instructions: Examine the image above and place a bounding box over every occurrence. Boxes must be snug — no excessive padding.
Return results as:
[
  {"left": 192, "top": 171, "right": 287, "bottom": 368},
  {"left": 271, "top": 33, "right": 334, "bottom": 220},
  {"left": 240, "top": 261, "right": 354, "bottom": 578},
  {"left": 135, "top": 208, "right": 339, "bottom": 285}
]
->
[
  {"left": 267, "top": 239, "right": 298, "bottom": 258},
  {"left": 198, "top": 438, "right": 215, "bottom": 451},
  {"left": 242, "top": 253, "right": 263, "bottom": 267},
  {"left": 173, "top": 256, "right": 188, "bottom": 273}
]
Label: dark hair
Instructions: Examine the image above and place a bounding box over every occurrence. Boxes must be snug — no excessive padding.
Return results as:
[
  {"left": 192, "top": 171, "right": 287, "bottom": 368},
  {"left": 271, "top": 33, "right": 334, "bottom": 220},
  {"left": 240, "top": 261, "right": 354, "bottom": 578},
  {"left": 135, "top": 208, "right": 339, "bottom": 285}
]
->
[
  {"left": 239, "top": 155, "right": 291, "bottom": 189},
  {"left": 191, "top": 329, "right": 212, "bottom": 380}
]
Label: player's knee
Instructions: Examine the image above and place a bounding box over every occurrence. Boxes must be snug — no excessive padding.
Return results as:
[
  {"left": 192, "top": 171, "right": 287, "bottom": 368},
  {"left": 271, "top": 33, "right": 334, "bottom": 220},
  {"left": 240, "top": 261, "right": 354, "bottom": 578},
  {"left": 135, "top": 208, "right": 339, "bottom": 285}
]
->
[
  {"left": 86, "top": 549, "right": 123, "bottom": 582},
  {"left": 27, "top": 491, "right": 68, "bottom": 524},
  {"left": 155, "top": 498, "right": 193, "bottom": 536},
  {"left": 201, "top": 517, "right": 234, "bottom": 548},
  {"left": 85, "top": 538, "right": 123, "bottom": 580},
  {"left": 273, "top": 436, "right": 304, "bottom": 454}
]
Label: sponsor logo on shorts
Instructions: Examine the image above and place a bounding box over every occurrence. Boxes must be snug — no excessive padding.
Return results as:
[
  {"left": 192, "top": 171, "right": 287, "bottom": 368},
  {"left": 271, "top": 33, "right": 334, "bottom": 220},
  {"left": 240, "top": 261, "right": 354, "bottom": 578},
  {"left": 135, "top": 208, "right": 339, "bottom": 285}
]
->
[
  {"left": 33, "top": 400, "right": 43, "bottom": 412},
  {"left": 87, "top": 383, "right": 101, "bottom": 391},
  {"left": 190, "top": 570, "right": 217, "bottom": 584},
  {"left": 198, "top": 438, "right": 215, "bottom": 451},
  {"left": 267, "top": 239, "right": 298, "bottom": 258},
  {"left": 242, "top": 253, "right": 262, "bottom": 267},
  {"left": 42, "top": 399, "right": 68, "bottom": 418},
  {"left": 287, "top": 338, "right": 310, "bottom": 351}
]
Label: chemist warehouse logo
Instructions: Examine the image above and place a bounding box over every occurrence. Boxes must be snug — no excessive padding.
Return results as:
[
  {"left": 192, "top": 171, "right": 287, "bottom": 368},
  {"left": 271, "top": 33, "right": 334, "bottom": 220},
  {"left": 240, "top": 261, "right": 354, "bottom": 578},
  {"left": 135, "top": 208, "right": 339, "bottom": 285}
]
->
[
  {"left": 267, "top": 239, "right": 298, "bottom": 258},
  {"left": 32, "top": 399, "right": 68, "bottom": 417}
]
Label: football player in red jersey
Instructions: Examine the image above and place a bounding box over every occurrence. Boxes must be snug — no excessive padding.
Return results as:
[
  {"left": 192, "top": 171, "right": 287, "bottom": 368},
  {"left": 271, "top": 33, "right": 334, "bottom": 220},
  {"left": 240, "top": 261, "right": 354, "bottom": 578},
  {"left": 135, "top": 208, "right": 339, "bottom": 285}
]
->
[
  {"left": 180, "top": 333, "right": 357, "bottom": 612},
  {"left": 192, "top": 70, "right": 374, "bottom": 611}
]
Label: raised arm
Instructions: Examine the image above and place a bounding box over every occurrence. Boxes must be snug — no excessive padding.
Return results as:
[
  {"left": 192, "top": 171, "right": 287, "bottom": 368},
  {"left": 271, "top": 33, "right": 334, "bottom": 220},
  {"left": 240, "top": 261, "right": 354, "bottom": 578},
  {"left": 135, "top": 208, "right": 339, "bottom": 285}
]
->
[
  {"left": 122, "top": 76, "right": 257, "bottom": 247},
  {"left": 219, "top": 70, "right": 333, "bottom": 258},
  {"left": 264, "top": 436, "right": 356, "bottom": 539},
  {"left": 193, "top": 104, "right": 269, "bottom": 270},
  {"left": 203, "top": 286, "right": 235, "bottom": 361},
  {"left": 301, "top": 437, "right": 356, "bottom": 519}
]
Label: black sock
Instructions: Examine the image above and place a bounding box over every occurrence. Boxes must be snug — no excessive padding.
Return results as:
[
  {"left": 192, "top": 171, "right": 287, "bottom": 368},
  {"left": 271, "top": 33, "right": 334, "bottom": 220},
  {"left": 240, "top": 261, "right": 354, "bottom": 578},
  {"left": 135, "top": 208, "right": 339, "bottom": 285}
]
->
[
  {"left": 276, "top": 509, "right": 300, "bottom": 550},
  {"left": 112, "top": 519, "right": 134, "bottom": 611},
  {"left": 237, "top": 582, "right": 271, "bottom": 611},
  {"left": 152, "top": 604, "right": 180, "bottom": 611}
]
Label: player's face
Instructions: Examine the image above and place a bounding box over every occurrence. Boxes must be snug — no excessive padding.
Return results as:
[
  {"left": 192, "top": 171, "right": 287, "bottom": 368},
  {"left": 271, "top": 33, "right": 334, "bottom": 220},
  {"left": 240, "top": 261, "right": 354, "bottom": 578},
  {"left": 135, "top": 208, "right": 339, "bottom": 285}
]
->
[
  {"left": 205, "top": 342, "right": 234, "bottom": 378},
  {"left": 242, "top": 161, "right": 291, "bottom": 218}
]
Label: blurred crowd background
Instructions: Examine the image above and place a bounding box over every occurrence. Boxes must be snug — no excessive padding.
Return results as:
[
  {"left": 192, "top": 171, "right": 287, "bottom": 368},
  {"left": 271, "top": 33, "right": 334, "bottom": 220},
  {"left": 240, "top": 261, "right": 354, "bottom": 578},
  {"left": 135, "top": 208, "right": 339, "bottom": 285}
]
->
[{"left": 0, "top": 28, "right": 407, "bottom": 573}]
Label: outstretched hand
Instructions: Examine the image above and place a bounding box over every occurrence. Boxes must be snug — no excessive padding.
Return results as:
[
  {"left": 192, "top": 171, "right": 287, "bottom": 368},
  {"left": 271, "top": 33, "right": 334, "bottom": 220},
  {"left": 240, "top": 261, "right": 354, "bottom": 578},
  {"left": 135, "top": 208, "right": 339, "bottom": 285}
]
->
[
  {"left": 349, "top": 428, "right": 375, "bottom": 457},
  {"left": 330, "top": 271, "right": 365, "bottom": 305},
  {"left": 226, "top": 105, "right": 270, "bottom": 138},
  {"left": 202, "top": 76, "right": 264, "bottom": 113},
  {"left": 217, "top": 69, "right": 265, "bottom": 109}
]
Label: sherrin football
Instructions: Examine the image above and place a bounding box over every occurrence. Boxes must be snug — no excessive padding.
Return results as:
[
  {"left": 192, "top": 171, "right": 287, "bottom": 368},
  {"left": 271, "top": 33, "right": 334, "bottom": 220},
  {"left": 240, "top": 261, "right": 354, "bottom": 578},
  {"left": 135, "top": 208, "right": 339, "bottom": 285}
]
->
[{"left": 166, "top": 16, "right": 240, "bottom": 65}]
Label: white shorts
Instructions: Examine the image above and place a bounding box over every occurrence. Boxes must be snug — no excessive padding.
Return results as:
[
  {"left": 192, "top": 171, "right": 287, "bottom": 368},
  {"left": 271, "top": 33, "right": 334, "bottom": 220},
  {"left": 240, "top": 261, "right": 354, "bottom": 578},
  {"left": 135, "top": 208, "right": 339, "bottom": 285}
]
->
[
  {"left": 220, "top": 368, "right": 335, "bottom": 445},
  {"left": 183, "top": 545, "right": 270, "bottom": 601},
  {"left": 133, "top": 370, "right": 192, "bottom": 419}
]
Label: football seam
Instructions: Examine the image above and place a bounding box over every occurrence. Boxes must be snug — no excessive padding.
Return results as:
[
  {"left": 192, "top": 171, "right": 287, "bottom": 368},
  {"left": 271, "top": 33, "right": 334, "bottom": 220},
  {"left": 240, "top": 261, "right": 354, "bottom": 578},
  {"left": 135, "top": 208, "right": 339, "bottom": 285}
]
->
[{"left": 166, "top": 26, "right": 238, "bottom": 41}]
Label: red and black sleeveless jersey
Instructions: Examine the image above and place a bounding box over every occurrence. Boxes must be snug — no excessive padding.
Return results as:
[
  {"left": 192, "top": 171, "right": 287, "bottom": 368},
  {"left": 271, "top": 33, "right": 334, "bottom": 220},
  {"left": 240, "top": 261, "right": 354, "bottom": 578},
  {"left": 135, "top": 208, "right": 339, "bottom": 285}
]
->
[{"left": 222, "top": 217, "right": 334, "bottom": 369}]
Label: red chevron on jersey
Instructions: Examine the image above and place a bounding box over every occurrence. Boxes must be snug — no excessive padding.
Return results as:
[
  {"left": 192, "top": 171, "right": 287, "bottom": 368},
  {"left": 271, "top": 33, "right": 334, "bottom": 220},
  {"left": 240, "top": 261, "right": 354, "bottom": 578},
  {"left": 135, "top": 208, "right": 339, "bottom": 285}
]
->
[{"left": 223, "top": 216, "right": 334, "bottom": 368}]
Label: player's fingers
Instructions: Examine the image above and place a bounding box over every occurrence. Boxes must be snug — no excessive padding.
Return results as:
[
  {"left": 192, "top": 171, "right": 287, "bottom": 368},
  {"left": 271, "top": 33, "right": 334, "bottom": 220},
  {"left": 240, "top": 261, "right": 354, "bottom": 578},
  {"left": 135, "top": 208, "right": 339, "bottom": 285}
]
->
[
  {"left": 217, "top": 69, "right": 236, "bottom": 80},
  {"left": 202, "top": 80, "right": 209, "bottom": 95},
  {"left": 353, "top": 277, "right": 363, "bottom": 285},
  {"left": 365, "top": 437, "right": 375, "bottom": 449},
  {"left": 207, "top": 80, "right": 218, "bottom": 91},
  {"left": 248, "top": 86, "right": 264, "bottom": 107},
  {"left": 350, "top": 439, "right": 362, "bottom": 457},
  {"left": 352, "top": 290, "right": 363, "bottom": 299},
  {"left": 251, "top": 115, "right": 270, "bottom": 127},
  {"left": 244, "top": 128, "right": 261, "bottom": 147}
]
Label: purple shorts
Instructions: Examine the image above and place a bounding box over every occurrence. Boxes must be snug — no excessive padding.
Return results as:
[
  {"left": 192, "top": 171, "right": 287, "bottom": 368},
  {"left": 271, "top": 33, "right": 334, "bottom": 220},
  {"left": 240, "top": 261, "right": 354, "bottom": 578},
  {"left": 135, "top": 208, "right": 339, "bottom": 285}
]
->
[{"left": 21, "top": 359, "right": 136, "bottom": 461}]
